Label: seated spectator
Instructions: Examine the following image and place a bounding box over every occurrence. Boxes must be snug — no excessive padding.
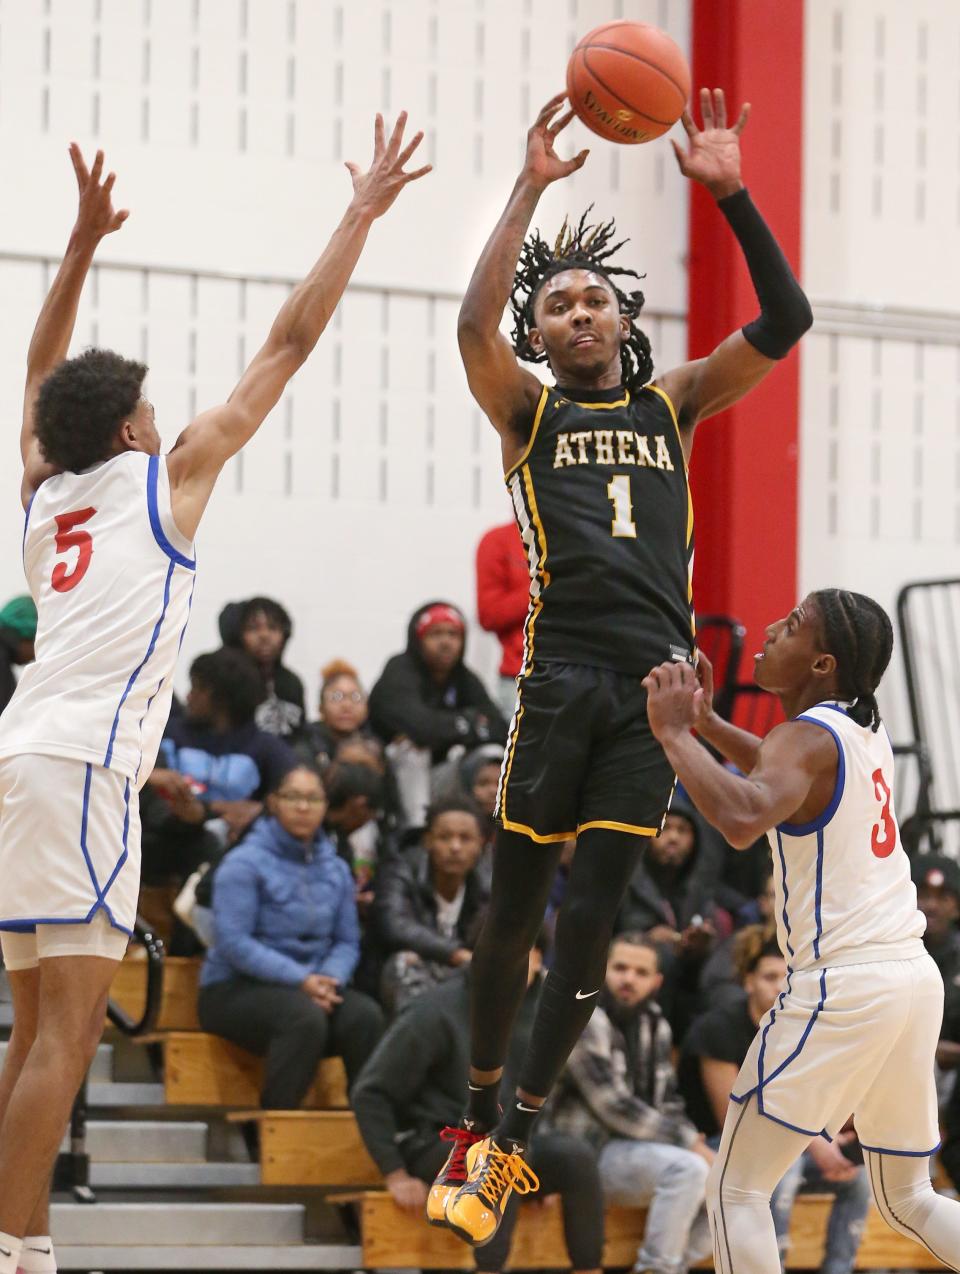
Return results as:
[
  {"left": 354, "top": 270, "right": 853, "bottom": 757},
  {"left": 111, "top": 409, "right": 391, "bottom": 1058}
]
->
[
  {"left": 547, "top": 933, "right": 712, "bottom": 1272},
  {"left": 914, "top": 855, "right": 960, "bottom": 1187},
  {"left": 220, "top": 596, "right": 306, "bottom": 739},
  {"left": 0, "top": 595, "right": 37, "bottom": 715},
  {"left": 154, "top": 648, "right": 296, "bottom": 847},
  {"left": 324, "top": 762, "right": 390, "bottom": 911},
  {"left": 372, "top": 796, "right": 489, "bottom": 1014},
  {"left": 368, "top": 601, "right": 507, "bottom": 826},
  {"left": 698, "top": 865, "right": 777, "bottom": 1009},
  {"left": 455, "top": 744, "right": 503, "bottom": 848},
  {"left": 352, "top": 934, "right": 604, "bottom": 1274},
  {"left": 680, "top": 926, "right": 870, "bottom": 1271},
  {"left": 475, "top": 519, "right": 528, "bottom": 718},
  {"left": 616, "top": 797, "right": 730, "bottom": 1039},
  {"left": 299, "top": 659, "right": 373, "bottom": 769},
  {"left": 198, "top": 763, "right": 384, "bottom": 1112}
]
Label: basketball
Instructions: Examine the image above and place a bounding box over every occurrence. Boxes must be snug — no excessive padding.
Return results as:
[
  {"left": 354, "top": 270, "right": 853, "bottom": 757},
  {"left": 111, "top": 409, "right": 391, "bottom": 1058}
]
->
[{"left": 566, "top": 20, "right": 690, "bottom": 145}]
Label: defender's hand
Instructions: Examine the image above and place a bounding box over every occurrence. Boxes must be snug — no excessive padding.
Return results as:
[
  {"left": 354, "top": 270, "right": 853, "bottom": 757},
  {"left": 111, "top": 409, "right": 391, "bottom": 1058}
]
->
[
  {"left": 346, "top": 112, "right": 431, "bottom": 218},
  {"left": 670, "top": 88, "right": 749, "bottom": 200},
  {"left": 522, "top": 94, "right": 589, "bottom": 190},
  {"left": 643, "top": 661, "right": 699, "bottom": 741},
  {"left": 69, "top": 144, "right": 129, "bottom": 243},
  {"left": 693, "top": 650, "right": 716, "bottom": 733}
]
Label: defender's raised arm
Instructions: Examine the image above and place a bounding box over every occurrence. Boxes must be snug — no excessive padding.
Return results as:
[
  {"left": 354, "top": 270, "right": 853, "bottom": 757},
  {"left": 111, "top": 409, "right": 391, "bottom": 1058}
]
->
[
  {"left": 21, "top": 145, "right": 129, "bottom": 506},
  {"left": 166, "top": 111, "right": 430, "bottom": 539}
]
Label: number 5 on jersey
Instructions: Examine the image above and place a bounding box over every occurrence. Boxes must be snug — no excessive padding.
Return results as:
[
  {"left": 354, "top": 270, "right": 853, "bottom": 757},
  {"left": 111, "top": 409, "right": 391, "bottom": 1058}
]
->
[{"left": 51, "top": 506, "right": 97, "bottom": 593}]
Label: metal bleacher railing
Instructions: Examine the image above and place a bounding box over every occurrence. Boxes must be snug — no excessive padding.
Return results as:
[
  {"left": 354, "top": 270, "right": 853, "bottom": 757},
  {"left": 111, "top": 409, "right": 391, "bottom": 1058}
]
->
[
  {"left": 897, "top": 578, "right": 960, "bottom": 856},
  {"left": 58, "top": 920, "right": 165, "bottom": 1203}
]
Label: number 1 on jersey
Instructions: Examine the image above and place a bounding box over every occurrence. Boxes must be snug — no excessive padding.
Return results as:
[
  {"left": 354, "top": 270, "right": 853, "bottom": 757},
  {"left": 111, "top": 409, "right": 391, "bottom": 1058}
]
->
[{"left": 607, "top": 474, "right": 637, "bottom": 538}]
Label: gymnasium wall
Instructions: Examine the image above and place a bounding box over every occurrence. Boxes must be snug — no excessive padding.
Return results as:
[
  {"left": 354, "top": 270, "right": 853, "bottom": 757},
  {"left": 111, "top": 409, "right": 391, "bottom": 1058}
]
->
[
  {"left": 0, "top": 0, "right": 691, "bottom": 703},
  {"left": 801, "top": 0, "right": 960, "bottom": 772}
]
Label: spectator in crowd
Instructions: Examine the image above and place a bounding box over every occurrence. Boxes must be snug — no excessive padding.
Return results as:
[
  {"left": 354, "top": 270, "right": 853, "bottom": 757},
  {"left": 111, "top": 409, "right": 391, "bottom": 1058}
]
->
[
  {"left": 680, "top": 926, "right": 870, "bottom": 1273},
  {"left": 455, "top": 745, "right": 503, "bottom": 848},
  {"left": 324, "top": 761, "right": 389, "bottom": 912},
  {"left": 155, "top": 648, "right": 297, "bottom": 846},
  {"left": 698, "top": 865, "right": 777, "bottom": 1009},
  {"left": 616, "top": 797, "right": 729, "bottom": 1039},
  {"left": 0, "top": 595, "right": 37, "bottom": 715},
  {"left": 475, "top": 519, "right": 528, "bottom": 718},
  {"left": 352, "top": 932, "right": 604, "bottom": 1274},
  {"left": 372, "top": 796, "right": 489, "bottom": 1014},
  {"left": 368, "top": 600, "right": 507, "bottom": 826},
  {"left": 547, "top": 933, "right": 713, "bottom": 1273},
  {"left": 197, "top": 763, "right": 384, "bottom": 1112},
  {"left": 299, "top": 659, "right": 373, "bottom": 769},
  {"left": 220, "top": 596, "right": 306, "bottom": 739}
]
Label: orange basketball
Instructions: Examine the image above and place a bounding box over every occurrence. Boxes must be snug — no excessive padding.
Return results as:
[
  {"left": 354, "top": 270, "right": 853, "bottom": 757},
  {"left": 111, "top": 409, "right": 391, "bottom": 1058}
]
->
[{"left": 566, "top": 20, "right": 690, "bottom": 145}]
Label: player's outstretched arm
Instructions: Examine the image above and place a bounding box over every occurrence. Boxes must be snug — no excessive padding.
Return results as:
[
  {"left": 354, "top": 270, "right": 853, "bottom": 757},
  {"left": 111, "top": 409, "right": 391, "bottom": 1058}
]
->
[
  {"left": 20, "top": 144, "right": 129, "bottom": 507},
  {"left": 643, "top": 661, "right": 835, "bottom": 847},
  {"left": 657, "top": 88, "right": 812, "bottom": 451},
  {"left": 166, "top": 112, "right": 430, "bottom": 540},
  {"left": 688, "top": 651, "right": 764, "bottom": 774},
  {"left": 458, "top": 94, "right": 588, "bottom": 453}
]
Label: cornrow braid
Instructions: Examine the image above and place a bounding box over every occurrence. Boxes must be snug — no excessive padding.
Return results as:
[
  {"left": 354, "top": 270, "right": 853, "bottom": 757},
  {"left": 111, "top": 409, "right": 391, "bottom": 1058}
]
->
[
  {"left": 510, "top": 206, "right": 654, "bottom": 394},
  {"left": 812, "top": 589, "right": 894, "bottom": 732}
]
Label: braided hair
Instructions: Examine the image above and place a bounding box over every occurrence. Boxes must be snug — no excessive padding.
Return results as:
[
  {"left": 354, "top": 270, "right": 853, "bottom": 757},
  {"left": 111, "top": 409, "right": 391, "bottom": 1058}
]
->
[
  {"left": 812, "top": 589, "right": 894, "bottom": 732},
  {"left": 510, "top": 207, "right": 654, "bottom": 393}
]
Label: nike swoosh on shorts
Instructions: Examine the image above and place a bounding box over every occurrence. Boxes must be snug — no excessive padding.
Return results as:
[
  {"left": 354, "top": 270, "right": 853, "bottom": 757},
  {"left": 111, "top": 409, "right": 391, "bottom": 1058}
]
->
[{"left": 575, "top": 988, "right": 600, "bottom": 999}]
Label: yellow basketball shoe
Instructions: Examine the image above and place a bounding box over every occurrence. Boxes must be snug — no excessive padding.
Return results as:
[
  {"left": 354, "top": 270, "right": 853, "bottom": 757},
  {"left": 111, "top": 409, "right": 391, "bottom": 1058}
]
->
[
  {"left": 425, "top": 1125, "right": 485, "bottom": 1226},
  {"left": 443, "top": 1137, "right": 540, "bottom": 1247}
]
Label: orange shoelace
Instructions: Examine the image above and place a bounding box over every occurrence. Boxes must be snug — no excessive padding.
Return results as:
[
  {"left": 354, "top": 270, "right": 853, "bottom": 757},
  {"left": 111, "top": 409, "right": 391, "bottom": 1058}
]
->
[{"left": 475, "top": 1146, "right": 540, "bottom": 1209}]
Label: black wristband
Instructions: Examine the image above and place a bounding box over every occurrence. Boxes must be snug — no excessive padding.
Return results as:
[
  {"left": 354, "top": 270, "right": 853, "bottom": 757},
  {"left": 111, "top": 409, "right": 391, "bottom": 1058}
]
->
[{"left": 717, "top": 187, "right": 812, "bottom": 360}]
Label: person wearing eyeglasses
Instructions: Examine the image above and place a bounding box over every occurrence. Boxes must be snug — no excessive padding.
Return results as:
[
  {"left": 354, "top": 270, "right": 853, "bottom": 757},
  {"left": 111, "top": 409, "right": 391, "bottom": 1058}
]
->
[
  {"left": 299, "top": 659, "right": 374, "bottom": 770},
  {"left": 197, "top": 763, "right": 385, "bottom": 1112}
]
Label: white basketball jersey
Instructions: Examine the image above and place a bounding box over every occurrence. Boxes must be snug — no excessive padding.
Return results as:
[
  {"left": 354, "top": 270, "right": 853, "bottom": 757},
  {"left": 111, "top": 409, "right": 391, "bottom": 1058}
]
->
[
  {"left": 0, "top": 452, "right": 195, "bottom": 784},
  {"left": 771, "top": 701, "right": 925, "bottom": 971}
]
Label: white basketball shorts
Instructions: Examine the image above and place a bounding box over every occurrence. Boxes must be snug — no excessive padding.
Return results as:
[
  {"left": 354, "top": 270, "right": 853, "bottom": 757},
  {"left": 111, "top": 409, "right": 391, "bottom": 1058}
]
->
[
  {"left": 731, "top": 950, "right": 943, "bottom": 1155},
  {"left": 0, "top": 754, "right": 140, "bottom": 964}
]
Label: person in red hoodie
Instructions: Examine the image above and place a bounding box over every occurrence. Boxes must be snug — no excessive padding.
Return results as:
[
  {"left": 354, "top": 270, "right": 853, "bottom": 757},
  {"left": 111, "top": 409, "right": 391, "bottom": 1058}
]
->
[{"left": 475, "top": 520, "right": 529, "bottom": 717}]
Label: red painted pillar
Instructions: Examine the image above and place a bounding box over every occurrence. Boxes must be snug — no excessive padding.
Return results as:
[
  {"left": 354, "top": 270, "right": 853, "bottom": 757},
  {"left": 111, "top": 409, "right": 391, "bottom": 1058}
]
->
[{"left": 687, "top": 0, "right": 804, "bottom": 670}]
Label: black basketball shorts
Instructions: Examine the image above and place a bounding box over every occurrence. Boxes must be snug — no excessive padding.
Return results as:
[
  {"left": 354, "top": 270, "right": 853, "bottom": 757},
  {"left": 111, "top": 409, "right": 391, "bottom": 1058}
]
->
[{"left": 495, "top": 661, "right": 677, "bottom": 842}]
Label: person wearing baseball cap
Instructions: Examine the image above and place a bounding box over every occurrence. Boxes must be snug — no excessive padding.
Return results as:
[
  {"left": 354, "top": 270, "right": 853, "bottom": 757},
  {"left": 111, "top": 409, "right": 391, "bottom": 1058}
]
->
[
  {"left": 369, "top": 601, "right": 507, "bottom": 827},
  {"left": 0, "top": 595, "right": 38, "bottom": 715},
  {"left": 912, "top": 854, "right": 960, "bottom": 982}
]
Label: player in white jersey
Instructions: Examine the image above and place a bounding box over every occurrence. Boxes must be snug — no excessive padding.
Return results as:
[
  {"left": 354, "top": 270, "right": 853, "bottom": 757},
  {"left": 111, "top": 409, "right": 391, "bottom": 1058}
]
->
[
  {"left": 643, "top": 588, "right": 960, "bottom": 1272},
  {"left": 0, "top": 122, "right": 429, "bottom": 1272}
]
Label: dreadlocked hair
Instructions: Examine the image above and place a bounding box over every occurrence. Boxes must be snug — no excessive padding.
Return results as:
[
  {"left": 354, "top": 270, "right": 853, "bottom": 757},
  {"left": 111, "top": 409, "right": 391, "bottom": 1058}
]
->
[
  {"left": 812, "top": 589, "right": 894, "bottom": 732},
  {"left": 510, "top": 207, "right": 654, "bottom": 393}
]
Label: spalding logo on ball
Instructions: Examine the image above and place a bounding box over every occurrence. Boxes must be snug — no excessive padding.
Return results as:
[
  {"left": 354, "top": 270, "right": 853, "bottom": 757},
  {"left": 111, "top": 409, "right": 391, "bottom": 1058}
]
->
[{"left": 567, "top": 20, "right": 690, "bottom": 145}]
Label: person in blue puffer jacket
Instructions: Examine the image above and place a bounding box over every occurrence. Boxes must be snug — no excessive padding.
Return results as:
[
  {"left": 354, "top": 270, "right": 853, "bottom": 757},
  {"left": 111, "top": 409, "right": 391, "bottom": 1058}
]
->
[{"left": 197, "top": 763, "right": 385, "bottom": 1109}]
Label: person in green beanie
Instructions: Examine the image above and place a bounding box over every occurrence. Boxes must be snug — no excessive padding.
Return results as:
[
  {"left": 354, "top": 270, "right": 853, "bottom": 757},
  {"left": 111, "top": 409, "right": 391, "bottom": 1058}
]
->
[{"left": 0, "top": 596, "right": 37, "bottom": 715}]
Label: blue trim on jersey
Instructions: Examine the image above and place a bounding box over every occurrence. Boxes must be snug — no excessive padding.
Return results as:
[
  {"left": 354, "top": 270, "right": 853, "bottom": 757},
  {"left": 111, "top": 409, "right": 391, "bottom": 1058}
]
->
[
  {"left": 104, "top": 560, "right": 175, "bottom": 768},
  {"left": 760, "top": 969, "right": 828, "bottom": 1093},
  {"left": 813, "top": 828, "right": 824, "bottom": 960},
  {"left": 775, "top": 831, "right": 795, "bottom": 960},
  {"left": 21, "top": 492, "right": 36, "bottom": 561},
  {"left": 778, "top": 716, "right": 846, "bottom": 836},
  {"left": 98, "top": 778, "right": 131, "bottom": 915},
  {"left": 147, "top": 455, "right": 196, "bottom": 570},
  {"left": 78, "top": 763, "right": 101, "bottom": 900},
  {"left": 860, "top": 1141, "right": 942, "bottom": 1157}
]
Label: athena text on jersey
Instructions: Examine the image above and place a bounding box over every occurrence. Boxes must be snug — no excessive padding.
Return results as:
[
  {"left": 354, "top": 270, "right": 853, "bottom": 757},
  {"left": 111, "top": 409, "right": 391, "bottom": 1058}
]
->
[{"left": 506, "top": 382, "right": 693, "bottom": 676}]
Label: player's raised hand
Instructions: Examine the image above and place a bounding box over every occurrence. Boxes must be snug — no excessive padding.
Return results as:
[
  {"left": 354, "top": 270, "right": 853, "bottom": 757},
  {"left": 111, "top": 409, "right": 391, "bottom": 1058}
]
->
[
  {"left": 345, "top": 111, "right": 431, "bottom": 218},
  {"left": 692, "top": 650, "right": 715, "bottom": 732},
  {"left": 642, "top": 660, "right": 698, "bottom": 741},
  {"left": 670, "top": 87, "right": 749, "bottom": 200},
  {"left": 522, "top": 94, "right": 589, "bottom": 190},
  {"left": 69, "top": 144, "right": 129, "bottom": 242}
]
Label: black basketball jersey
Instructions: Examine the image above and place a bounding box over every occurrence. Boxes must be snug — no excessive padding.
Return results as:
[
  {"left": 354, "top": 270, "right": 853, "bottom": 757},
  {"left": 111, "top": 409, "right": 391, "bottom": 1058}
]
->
[{"left": 506, "top": 381, "right": 694, "bottom": 676}]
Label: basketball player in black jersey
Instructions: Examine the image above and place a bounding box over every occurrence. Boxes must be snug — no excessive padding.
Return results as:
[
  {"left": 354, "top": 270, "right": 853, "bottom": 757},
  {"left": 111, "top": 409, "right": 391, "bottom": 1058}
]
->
[{"left": 434, "top": 88, "right": 813, "bottom": 1246}]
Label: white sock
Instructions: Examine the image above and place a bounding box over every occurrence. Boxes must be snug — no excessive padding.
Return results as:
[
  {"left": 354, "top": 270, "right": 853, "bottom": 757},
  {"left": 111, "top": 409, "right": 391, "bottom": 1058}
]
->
[
  {"left": 0, "top": 1231, "right": 23, "bottom": 1274},
  {"left": 19, "top": 1237, "right": 55, "bottom": 1274}
]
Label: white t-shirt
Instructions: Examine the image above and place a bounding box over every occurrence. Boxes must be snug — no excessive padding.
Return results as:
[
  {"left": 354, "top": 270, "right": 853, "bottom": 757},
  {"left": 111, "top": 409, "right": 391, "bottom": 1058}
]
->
[{"left": 434, "top": 884, "right": 466, "bottom": 939}]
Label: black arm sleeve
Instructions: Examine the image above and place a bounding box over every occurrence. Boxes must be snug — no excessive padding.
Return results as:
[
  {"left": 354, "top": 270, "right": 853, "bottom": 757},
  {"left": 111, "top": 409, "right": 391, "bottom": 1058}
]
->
[{"left": 718, "top": 187, "right": 813, "bottom": 360}]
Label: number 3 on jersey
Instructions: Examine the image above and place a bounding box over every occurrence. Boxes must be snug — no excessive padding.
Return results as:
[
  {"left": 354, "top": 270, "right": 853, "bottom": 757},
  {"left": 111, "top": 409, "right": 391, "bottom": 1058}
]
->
[
  {"left": 607, "top": 474, "right": 637, "bottom": 538},
  {"left": 51, "top": 506, "right": 96, "bottom": 593},
  {"left": 871, "top": 768, "right": 896, "bottom": 858}
]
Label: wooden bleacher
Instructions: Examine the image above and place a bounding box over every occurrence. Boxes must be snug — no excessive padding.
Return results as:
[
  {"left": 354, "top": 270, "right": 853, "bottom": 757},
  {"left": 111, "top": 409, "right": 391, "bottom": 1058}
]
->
[{"left": 112, "top": 952, "right": 947, "bottom": 1268}]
